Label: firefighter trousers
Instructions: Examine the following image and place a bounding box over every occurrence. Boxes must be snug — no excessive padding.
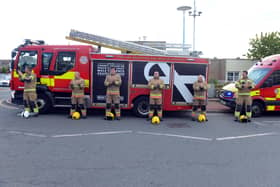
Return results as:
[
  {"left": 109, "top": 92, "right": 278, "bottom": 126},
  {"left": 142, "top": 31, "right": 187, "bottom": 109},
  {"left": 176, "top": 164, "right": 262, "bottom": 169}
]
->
[
  {"left": 234, "top": 95, "right": 252, "bottom": 119},
  {"left": 23, "top": 91, "right": 39, "bottom": 114},
  {"left": 149, "top": 97, "right": 162, "bottom": 119},
  {"left": 70, "top": 96, "right": 86, "bottom": 117},
  {"left": 106, "top": 94, "right": 121, "bottom": 117},
  {"left": 192, "top": 99, "right": 207, "bottom": 119}
]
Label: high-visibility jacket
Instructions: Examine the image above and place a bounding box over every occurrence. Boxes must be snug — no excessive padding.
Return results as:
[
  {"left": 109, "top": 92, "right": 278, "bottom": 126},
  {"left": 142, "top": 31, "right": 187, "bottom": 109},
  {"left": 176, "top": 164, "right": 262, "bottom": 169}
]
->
[
  {"left": 235, "top": 78, "right": 255, "bottom": 96},
  {"left": 70, "top": 78, "right": 85, "bottom": 97},
  {"left": 193, "top": 81, "right": 207, "bottom": 100},
  {"left": 104, "top": 73, "right": 122, "bottom": 95},
  {"left": 148, "top": 78, "right": 164, "bottom": 98},
  {"left": 19, "top": 72, "right": 36, "bottom": 92}
]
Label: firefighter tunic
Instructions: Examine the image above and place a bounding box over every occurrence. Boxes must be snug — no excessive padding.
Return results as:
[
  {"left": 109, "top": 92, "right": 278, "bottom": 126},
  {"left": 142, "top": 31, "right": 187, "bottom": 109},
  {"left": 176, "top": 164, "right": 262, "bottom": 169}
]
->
[
  {"left": 234, "top": 78, "right": 255, "bottom": 119},
  {"left": 70, "top": 78, "right": 86, "bottom": 117},
  {"left": 104, "top": 73, "right": 122, "bottom": 118},
  {"left": 148, "top": 77, "right": 164, "bottom": 118}
]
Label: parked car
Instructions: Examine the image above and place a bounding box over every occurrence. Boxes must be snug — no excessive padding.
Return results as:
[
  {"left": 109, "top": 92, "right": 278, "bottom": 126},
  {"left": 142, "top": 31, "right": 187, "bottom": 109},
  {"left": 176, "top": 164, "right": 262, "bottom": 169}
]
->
[{"left": 0, "top": 73, "right": 11, "bottom": 87}]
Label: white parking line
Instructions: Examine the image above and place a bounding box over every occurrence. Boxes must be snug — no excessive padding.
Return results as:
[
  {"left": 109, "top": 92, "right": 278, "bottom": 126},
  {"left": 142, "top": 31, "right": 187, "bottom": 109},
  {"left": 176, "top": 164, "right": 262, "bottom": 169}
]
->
[
  {"left": 8, "top": 131, "right": 47, "bottom": 138},
  {"left": 216, "top": 132, "right": 278, "bottom": 141},
  {"left": 51, "top": 130, "right": 133, "bottom": 138},
  {"left": 137, "top": 131, "right": 212, "bottom": 141}
]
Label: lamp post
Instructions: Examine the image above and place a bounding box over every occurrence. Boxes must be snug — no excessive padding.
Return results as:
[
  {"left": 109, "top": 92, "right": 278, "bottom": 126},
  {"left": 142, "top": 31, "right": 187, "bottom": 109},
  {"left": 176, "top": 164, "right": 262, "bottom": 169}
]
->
[
  {"left": 177, "top": 6, "right": 192, "bottom": 53},
  {"left": 189, "top": 0, "right": 202, "bottom": 52}
]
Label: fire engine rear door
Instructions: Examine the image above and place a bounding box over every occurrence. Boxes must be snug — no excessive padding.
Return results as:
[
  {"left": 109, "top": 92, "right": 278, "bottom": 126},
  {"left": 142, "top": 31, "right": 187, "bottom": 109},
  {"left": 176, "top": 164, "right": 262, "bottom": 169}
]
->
[{"left": 91, "top": 60, "right": 129, "bottom": 107}]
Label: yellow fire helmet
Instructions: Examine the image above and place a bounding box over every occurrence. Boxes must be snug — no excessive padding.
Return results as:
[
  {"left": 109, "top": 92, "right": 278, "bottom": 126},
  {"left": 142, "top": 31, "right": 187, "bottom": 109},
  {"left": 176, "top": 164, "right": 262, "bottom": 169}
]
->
[
  {"left": 106, "top": 112, "right": 114, "bottom": 120},
  {"left": 239, "top": 115, "right": 248, "bottom": 122},
  {"left": 198, "top": 114, "right": 206, "bottom": 122},
  {"left": 72, "top": 112, "right": 81, "bottom": 120},
  {"left": 151, "top": 116, "right": 160, "bottom": 124}
]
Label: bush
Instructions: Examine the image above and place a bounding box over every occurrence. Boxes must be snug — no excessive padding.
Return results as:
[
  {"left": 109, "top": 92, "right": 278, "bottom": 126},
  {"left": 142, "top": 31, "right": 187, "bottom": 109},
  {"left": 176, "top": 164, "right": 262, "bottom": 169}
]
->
[{"left": 1, "top": 66, "right": 8, "bottom": 73}]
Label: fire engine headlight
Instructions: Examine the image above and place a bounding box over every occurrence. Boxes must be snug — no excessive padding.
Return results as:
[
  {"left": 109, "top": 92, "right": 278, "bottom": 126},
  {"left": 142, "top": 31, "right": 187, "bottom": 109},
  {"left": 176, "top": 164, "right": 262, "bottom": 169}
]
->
[{"left": 224, "top": 91, "right": 233, "bottom": 97}]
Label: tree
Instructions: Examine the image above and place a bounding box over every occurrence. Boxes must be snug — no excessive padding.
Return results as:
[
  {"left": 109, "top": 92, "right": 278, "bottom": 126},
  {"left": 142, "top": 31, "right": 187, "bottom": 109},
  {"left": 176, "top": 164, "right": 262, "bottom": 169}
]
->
[
  {"left": 246, "top": 32, "right": 280, "bottom": 60},
  {"left": 1, "top": 66, "right": 7, "bottom": 73}
]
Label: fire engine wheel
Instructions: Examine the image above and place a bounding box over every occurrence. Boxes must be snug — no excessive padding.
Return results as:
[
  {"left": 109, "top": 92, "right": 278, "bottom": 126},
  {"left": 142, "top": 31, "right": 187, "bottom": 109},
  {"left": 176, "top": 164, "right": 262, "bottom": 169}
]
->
[
  {"left": 252, "top": 101, "right": 264, "bottom": 117},
  {"left": 37, "top": 93, "right": 52, "bottom": 114},
  {"left": 133, "top": 96, "right": 149, "bottom": 118}
]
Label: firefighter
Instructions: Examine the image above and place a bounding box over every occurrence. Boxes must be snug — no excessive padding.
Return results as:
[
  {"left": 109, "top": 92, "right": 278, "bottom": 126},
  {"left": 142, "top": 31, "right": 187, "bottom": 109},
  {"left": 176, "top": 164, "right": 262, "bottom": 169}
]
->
[
  {"left": 69, "top": 72, "right": 87, "bottom": 119},
  {"left": 234, "top": 70, "right": 255, "bottom": 122},
  {"left": 17, "top": 66, "right": 39, "bottom": 117},
  {"left": 104, "top": 67, "right": 122, "bottom": 120},
  {"left": 148, "top": 71, "right": 165, "bottom": 120},
  {"left": 192, "top": 75, "right": 208, "bottom": 121}
]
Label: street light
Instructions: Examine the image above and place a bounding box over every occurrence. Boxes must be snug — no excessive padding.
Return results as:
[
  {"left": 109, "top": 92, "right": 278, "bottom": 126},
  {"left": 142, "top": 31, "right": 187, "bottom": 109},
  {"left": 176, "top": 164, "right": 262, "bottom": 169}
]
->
[
  {"left": 189, "top": 0, "right": 202, "bottom": 52},
  {"left": 177, "top": 6, "right": 192, "bottom": 53}
]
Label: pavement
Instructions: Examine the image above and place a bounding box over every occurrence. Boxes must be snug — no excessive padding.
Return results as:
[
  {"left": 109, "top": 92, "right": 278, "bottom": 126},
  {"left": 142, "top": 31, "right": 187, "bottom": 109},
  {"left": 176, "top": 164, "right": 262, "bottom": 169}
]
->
[{"left": 207, "top": 98, "right": 232, "bottom": 113}]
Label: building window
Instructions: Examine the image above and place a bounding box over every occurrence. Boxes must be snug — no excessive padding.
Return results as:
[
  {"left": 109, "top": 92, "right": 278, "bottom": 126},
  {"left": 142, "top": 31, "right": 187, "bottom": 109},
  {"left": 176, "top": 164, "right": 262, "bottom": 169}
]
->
[{"left": 227, "top": 71, "right": 239, "bottom": 82}]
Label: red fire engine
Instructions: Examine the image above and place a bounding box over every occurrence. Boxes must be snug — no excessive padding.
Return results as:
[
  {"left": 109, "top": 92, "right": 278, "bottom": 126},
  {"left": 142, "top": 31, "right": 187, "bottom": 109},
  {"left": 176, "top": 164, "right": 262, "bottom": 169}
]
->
[{"left": 10, "top": 32, "right": 209, "bottom": 117}]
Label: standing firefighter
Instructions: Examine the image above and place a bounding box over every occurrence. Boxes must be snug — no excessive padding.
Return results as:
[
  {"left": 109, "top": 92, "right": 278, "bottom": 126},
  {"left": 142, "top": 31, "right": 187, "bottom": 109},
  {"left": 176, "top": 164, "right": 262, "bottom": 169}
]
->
[
  {"left": 104, "top": 67, "right": 122, "bottom": 120},
  {"left": 69, "top": 72, "right": 87, "bottom": 119},
  {"left": 18, "top": 66, "right": 39, "bottom": 117},
  {"left": 192, "top": 75, "right": 208, "bottom": 121},
  {"left": 234, "top": 70, "right": 255, "bottom": 122},
  {"left": 148, "top": 71, "right": 164, "bottom": 120}
]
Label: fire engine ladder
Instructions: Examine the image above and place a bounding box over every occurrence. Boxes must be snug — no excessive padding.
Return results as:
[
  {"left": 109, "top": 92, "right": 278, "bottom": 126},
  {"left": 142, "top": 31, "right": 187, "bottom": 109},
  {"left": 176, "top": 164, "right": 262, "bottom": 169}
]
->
[{"left": 66, "top": 30, "right": 167, "bottom": 55}]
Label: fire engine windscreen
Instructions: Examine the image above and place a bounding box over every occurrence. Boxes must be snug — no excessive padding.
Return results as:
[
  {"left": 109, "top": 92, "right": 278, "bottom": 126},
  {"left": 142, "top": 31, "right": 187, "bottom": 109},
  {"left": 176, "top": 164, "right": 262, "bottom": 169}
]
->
[
  {"left": 17, "top": 51, "right": 38, "bottom": 72},
  {"left": 248, "top": 68, "right": 271, "bottom": 85}
]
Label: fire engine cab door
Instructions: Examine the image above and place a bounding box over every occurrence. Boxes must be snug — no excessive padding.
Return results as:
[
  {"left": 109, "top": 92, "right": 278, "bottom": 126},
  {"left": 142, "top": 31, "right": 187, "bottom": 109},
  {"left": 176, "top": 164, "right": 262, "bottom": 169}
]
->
[
  {"left": 260, "top": 70, "right": 280, "bottom": 110},
  {"left": 172, "top": 63, "right": 207, "bottom": 105},
  {"left": 48, "top": 51, "right": 77, "bottom": 91},
  {"left": 91, "top": 60, "right": 129, "bottom": 106},
  {"left": 40, "top": 51, "right": 55, "bottom": 87}
]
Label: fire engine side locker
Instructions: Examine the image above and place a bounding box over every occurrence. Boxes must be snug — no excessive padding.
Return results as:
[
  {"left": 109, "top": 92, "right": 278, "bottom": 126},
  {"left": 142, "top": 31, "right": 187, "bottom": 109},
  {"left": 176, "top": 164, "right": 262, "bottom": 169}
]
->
[{"left": 90, "top": 59, "right": 130, "bottom": 108}]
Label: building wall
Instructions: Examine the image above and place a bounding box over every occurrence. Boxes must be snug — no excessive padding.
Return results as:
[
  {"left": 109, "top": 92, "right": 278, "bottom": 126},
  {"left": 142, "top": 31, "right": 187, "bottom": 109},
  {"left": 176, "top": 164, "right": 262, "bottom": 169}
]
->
[
  {"left": 225, "top": 59, "right": 256, "bottom": 82},
  {"left": 209, "top": 58, "right": 256, "bottom": 83},
  {"left": 208, "top": 59, "right": 226, "bottom": 82}
]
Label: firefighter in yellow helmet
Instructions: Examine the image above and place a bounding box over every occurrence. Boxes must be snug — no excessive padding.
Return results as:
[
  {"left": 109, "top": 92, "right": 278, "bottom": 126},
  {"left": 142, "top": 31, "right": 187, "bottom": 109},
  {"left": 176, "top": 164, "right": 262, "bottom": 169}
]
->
[
  {"left": 234, "top": 70, "right": 255, "bottom": 122},
  {"left": 148, "top": 71, "right": 165, "bottom": 120},
  {"left": 104, "top": 67, "right": 122, "bottom": 120},
  {"left": 17, "top": 66, "right": 39, "bottom": 117},
  {"left": 192, "top": 75, "right": 208, "bottom": 121},
  {"left": 69, "top": 72, "right": 87, "bottom": 119}
]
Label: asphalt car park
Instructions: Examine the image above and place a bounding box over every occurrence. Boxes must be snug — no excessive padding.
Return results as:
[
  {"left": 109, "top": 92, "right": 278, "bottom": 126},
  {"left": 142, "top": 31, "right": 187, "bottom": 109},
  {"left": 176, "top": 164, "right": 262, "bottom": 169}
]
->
[{"left": 0, "top": 87, "right": 280, "bottom": 187}]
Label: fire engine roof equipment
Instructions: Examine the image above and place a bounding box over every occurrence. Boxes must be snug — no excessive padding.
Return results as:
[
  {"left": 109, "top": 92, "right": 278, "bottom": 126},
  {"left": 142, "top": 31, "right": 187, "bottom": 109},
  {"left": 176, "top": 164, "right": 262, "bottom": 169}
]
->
[{"left": 66, "top": 30, "right": 167, "bottom": 55}]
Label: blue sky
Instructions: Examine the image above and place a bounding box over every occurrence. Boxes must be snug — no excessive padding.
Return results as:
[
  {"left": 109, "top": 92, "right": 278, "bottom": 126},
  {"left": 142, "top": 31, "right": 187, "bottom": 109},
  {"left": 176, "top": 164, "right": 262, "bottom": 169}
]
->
[{"left": 0, "top": 0, "right": 279, "bottom": 59}]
